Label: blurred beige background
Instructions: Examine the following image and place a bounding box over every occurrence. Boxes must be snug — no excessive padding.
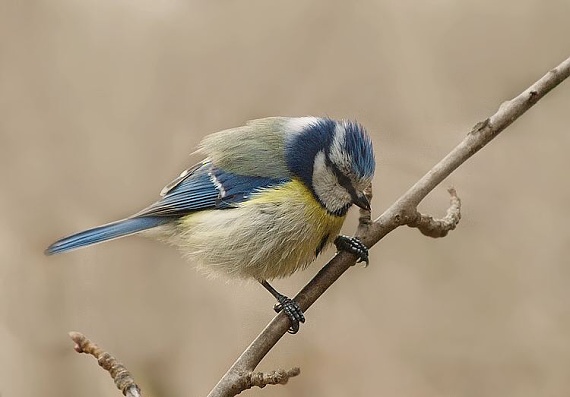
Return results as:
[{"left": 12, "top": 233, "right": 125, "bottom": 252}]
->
[{"left": 1, "top": 1, "right": 570, "bottom": 396}]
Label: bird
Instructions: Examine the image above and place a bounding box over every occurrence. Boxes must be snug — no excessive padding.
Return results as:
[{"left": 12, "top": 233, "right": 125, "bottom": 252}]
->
[{"left": 45, "top": 116, "right": 376, "bottom": 333}]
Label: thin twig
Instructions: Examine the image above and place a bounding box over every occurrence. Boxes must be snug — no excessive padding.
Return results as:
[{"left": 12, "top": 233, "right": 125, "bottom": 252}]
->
[
  {"left": 69, "top": 332, "right": 142, "bottom": 397},
  {"left": 207, "top": 56, "right": 570, "bottom": 397}
]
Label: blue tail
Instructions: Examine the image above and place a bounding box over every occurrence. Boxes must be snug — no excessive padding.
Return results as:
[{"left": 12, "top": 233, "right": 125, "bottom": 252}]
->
[{"left": 45, "top": 216, "right": 172, "bottom": 255}]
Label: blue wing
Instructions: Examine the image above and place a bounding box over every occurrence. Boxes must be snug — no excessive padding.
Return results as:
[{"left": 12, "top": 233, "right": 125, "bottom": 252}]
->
[
  {"left": 136, "top": 161, "right": 289, "bottom": 216},
  {"left": 46, "top": 161, "right": 289, "bottom": 255}
]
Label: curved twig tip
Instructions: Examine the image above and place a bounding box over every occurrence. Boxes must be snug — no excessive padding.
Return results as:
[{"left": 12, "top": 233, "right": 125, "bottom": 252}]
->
[
  {"left": 407, "top": 188, "right": 462, "bottom": 238},
  {"left": 69, "top": 331, "right": 86, "bottom": 353}
]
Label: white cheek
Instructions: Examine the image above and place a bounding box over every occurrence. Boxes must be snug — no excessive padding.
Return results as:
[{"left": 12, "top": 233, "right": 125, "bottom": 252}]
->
[{"left": 312, "top": 151, "right": 352, "bottom": 213}]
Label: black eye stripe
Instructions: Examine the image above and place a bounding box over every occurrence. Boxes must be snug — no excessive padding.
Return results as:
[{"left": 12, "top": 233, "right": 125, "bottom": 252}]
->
[{"left": 325, "top": 156, "right": 357, "bottom": 197}]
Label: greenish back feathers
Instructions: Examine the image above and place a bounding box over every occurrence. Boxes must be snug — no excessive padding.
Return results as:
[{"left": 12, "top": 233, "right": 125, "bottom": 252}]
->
[{"left": 198, "top": 117, "right": 290, "bottom": 178}]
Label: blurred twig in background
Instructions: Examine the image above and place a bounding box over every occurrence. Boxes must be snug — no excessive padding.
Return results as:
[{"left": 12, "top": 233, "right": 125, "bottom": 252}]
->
[{"left": 69, "top": 332, "right": 142, "bottom": 397}]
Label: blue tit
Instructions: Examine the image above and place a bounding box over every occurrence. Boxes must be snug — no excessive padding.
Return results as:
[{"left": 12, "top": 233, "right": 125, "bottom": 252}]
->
[{"left": 46, "top": 117, "right": 376, "bottom": 333}]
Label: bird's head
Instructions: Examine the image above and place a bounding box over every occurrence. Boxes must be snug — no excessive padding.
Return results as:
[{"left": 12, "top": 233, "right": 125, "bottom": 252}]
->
[{"left": 285, "top": 117, "right": 376, "bottom": 216}]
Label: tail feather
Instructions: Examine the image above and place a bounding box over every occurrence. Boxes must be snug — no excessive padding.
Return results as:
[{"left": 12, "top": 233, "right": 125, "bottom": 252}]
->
[{"left": 45, "top": 216, "right": 171, "bottom": 255}]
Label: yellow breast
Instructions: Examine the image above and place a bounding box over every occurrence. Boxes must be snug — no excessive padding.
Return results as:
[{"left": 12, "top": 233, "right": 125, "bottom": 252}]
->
[
  {"left": 237, "top": 179, "right": 346, "bottom": 279},
  {"left": 176, "top": 179, "right": 346, "bottom": 280},
  {"left": 243, "top": 179, "right": 345, "bottom": 235}
]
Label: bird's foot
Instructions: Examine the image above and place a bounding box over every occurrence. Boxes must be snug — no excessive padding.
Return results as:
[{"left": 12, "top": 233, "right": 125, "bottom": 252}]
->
[
  {"left": 260, "top": 280, "right": 305, "bottom": 334},
  {"left": 334, "top": 235, "right": 369, "bottom": 266},
  {"left": 273, "top": 294, "right": 305, "bottom": 334}
]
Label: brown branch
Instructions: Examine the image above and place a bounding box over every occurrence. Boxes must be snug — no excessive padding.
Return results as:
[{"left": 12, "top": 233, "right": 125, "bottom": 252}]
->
[
  {"left": 207, "top": 55, "right": 570, "bottom": 397},
  {"left": 69, "top": 331, "right": 142, "bottom": 397},
  {"left": 407, "top": 187, "right": 461, "bottom": 238}
]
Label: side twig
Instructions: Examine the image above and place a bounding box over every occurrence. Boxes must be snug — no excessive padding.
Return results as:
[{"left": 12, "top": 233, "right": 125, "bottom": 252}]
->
[
  {"left": 407, "top": 187, "right": 461, "bottom": 238},
  {"left": 207, "top": 56, "right": 570, "bottom": 397},
  {"left": 236, "top": 368, "right": 300, "bottom": 393}
]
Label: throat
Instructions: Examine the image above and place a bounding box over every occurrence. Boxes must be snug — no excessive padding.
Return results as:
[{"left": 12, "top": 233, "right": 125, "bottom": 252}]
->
[
  {"left": 288, "top": 177, "right": 350, "bottom": 217},
  {"left": 322, "top": 200, "right": 351, "bottom": 216},
  {"left": 312, "top": 189, "right": 351, "bottom": 217}
]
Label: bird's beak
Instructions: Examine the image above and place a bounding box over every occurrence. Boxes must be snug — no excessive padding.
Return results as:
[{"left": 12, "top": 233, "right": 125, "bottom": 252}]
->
[{"left": 353, "top": 192, "right": 371, "bottom": 211}]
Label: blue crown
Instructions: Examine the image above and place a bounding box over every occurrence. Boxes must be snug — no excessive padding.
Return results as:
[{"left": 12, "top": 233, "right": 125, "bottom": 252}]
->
[
  {"left": 340, "top": 120, "right": 376, "bottom": 179},
  {"left": 285, "top": 117, "right": 375, "bottom": 186}
]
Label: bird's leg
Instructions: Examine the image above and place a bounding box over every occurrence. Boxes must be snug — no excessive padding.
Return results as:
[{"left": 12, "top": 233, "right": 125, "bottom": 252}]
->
[
  {"left": 259, "top": 279, "right": 305, "bottom": 334},
  {"left": 334, "top": 235, "right": 369, "bottom": 266}
]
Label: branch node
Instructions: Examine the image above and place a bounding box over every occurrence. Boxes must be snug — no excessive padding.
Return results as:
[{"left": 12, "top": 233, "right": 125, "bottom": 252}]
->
[
  {"left": 393, "top": 207, "right": 417, "bottom": 226},
  {"left": 527, "top": 89, "right": 539, "bottom": 105},
  {"left": 407, "top": 187, "right": 462, "bottom": 238},
  {"left": 470, "top": 117, "right": 491, "bottom": 135},
  {"left": 69, "top": 331, "right": 142, "bottom": 397}
]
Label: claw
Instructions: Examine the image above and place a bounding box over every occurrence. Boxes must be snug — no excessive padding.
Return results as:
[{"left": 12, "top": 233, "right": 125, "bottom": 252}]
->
[{"left": 334, "top": 235, "right": 369, "bottom": 266}]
